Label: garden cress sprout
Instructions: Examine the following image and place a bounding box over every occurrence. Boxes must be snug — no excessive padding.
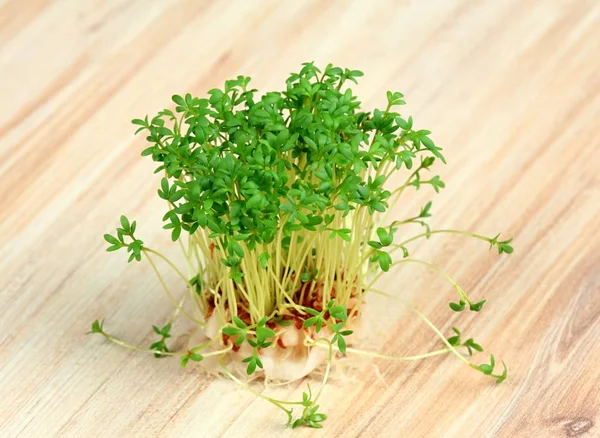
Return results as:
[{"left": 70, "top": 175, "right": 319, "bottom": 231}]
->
[{"left": 90, "top": 62, "right": 512, "bottom": 429}]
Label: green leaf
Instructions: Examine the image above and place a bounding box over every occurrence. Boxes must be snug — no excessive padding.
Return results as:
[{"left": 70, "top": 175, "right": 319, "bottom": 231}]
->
[
  {"left": 160, "top": 323, "right": 171, "bottom": 338},
  {"left": 190, "top": 353, "right": 204, "bottom": 362},
  {"left": 172, "top": 95, "right": 185, "bottom": 106},
  {"left": 419, "top": 201, "right": 433, "bottom": 218},
  {"left": 171, "top": 226, "right": 181, "bottom": 241},
  {"left": 303, "top": 316, "right": 318, "bottom": 328},
  {"left": 376, "top": 227, "right": 393, "bottom": 246},
  {"left": 336, "top": 229, "right": 352, "bottom": 242},
  {"left": 421, "top": 136, "right": 446, "bottom": 164},
  {"left": 222, "top": 326, "right": 241, "bottom": 336},
  {"left": 498, "top": 240, "right": 514, "bottom": 254},
  {"left": 246, "top": 194, "right": 262, "bottom": 209},
  {"left": 258, "top": 252, "right": 270, "bottom": 269},
  {"left": 464, "top": 338, "right": 483, "bottom": 353},
  {"left": 312, "top": 413, "right": 327, "bottom": 422},
  {"left": 447, "top": 335, "right": 460, "bottom": 347},
  {"left": 316, "top": 318, "right": 323, "bottom": 332},
  {"left": 180, "top": 355, "right": 190, "bottom": 368},
  {"left": 377, "top": 251, "right": 392, "bottom": 272},
  {"left": 479, "top": 364, "right": 493, "bottom": 375},
  {"left": 233, "top": 316, "right": 247, "bottom": 329},
  {"left": 230, "top": 241, "right": 244, "bottom": 258},
  {"left": 372, "top": 202, "right": 386, "bottom": 213},
  {"left": 120, "top": 215, "right": 130, "bottom": 233},
  {"left": 478, "top": 354, "right": 496, "bottom": 375},
  {"left": 427, "top": 176, "right": 445, "bottom": 193},
  {"left": 104, "top": 234, "right": 120, "bottom": 245},
  {"left": 469, "top": 299, "right": 486, "bottom": 312},
  {"left": 88, "top": 319, "right": 104, "bottom": 335},
  {"left": 329, "top": 305, "right": 347, "bottom": 322},
  {"left": 449, "top": 300, "right": 466, "bottom": 312},
  {"left": 256, "top": 326, "right": 275, "bottom": 342}
]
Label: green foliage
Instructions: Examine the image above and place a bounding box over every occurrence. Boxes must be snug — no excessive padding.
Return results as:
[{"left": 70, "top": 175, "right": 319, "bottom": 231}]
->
[
  {"left": 103, "top": 215, "right": 144, "bottom": 263},
  {"left": 222, "top": 316, "right": 276, "bottom": 375},
  {"left": 258, "top": 252, "right": 270, "bottom": 269},
  {"left": 88, "top": 319, "right": 104, "bottom": 335},
  {"left": 189, "top": 274, "right": 202, "bottom": 295},
  {"left": 130, "top": 62, "right": 446, "bottom": 280},
  {"left": 449, "top": 298, "right": 486, "bottom": 313},
  {"left": 447, "top": 327, "right": 484, "bottom": 355},
  {"left": 302, "top": 300, "right": 353, "bottom": 353},
  {"left": 291, "top": 384, "right": 328, "bottom": 429},
  {"left": 449, "top": 300, "right": 466, "bottom": 312},
  {"left": 96, "top": 62, "right": 516, "bottom": 430},
  {"left": 476, "top": 354, "right": 508, "bottom": 383},
  {"left": 369, "top": 249, "right": 393, "bottom": 271},
  {"left": 292, "top": 405, "right": 327, "bottom": 429},
  {"left": 463, "top": 338, "right": 484, "bottom": 355},
  {"left": 241, "top": 347, "right": 263, "bottom": 375},
  {"left": 150, "top": 323, "right": 172, "bottom": 358},
  {"left": 469, "top": 299, "right": 486, "bottom": 312},
  {"left": 489, "top": 233, "right": 514, "bottom": 254},
  {"left": 419, "top": 201, "right": 433, "bottom": 219},
  {"left": 180, "top": 349, "right": 204, "bottom": 368}
]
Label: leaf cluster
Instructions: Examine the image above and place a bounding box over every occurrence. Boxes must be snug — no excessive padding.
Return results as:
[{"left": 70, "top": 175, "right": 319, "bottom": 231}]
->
[
  {"left": 103, "top": 215, "right": 144, "bottom": 263},
  {"left": 447, "top": 327, "right": 484, "bottom": 355},
  {"left": 449, "top": 298, "right": 487, "bottom": 313},
  {"left": 291, "top": 384, "right": 327, "bottom": 429},
  {"left": 180, "top": 349, "right": 204, "bottom": 368},
  {"left": 488, "top": 233, "right": 514, "bottom": 254},
  {"left": 222, "top": 316, "right": 276, "bottom": 375},
  {"left": 449, "top": 328, "right": 507, "bottom": 383},
  {"left": 476, "top": 354, "right": 508, "bottom": 383},
  {"left": 131, "top": 62, "right": 445, "bottom": 279},
  {"left": 302, "top": 300, "right": 353, "bottom": 353},
  {"left": 150, "top": 323, "right": 172, "bottom": 358},
  {"left": 368, "top": 226, "right": 396, "bottom": 271}
]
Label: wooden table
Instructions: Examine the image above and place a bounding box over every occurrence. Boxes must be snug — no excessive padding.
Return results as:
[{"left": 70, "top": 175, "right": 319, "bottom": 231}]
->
[{"left": 1, "top": 1, "right": 599, "bottom": 437}]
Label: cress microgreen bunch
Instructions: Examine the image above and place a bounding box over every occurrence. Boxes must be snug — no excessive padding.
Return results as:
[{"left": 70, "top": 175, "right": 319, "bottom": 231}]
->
[{"left": 90, "top": 62, "right": 514, "bottom": 429}]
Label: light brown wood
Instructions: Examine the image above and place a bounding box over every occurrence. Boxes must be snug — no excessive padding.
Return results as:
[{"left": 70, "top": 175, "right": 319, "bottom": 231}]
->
[{"left": 1, "top": 1, "right": 599, "bottom": 437}]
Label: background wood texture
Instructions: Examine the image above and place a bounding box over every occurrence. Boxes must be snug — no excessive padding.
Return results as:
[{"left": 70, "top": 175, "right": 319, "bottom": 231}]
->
[{"left": 1, "top": 1, "right": 599, "bottom": 437}]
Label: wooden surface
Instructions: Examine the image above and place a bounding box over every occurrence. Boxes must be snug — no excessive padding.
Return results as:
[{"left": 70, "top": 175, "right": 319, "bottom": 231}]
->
[{"left": 1, "top": 1, "right": 599, "bottom": 437}]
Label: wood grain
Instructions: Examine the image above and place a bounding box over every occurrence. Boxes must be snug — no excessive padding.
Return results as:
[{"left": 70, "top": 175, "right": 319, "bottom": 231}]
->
[{"left": 1, "top": 1, "right": 599, "bottom": 437}]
